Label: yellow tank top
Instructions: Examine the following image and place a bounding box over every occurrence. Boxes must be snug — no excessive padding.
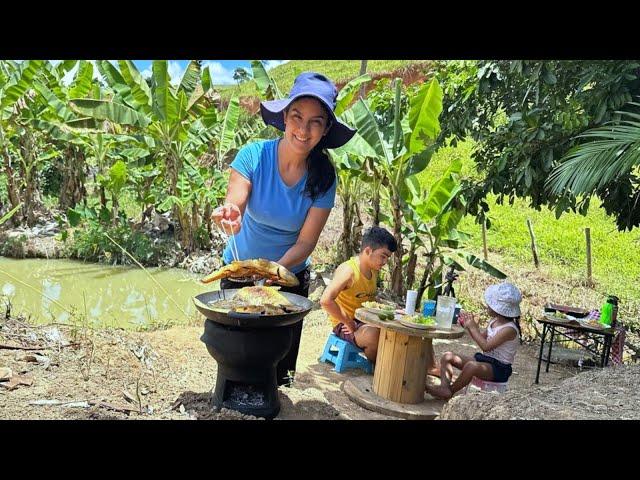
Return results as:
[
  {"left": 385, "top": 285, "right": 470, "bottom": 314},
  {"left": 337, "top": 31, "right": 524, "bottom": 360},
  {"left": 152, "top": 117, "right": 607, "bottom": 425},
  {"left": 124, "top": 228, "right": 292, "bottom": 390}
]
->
[{"left": 328, "top": 257, "right": 377, "bottom": 327}]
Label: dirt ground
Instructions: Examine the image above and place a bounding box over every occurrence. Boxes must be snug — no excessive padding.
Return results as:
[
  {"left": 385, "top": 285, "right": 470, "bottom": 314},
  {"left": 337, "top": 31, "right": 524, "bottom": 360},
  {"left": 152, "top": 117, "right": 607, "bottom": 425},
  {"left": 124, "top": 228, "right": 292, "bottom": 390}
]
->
[
  {"left": 0, "top": 305, "right": 583, "bottom": 421},
  {"left": 2, "top": 200, "right": 636, "bottom": 420}
]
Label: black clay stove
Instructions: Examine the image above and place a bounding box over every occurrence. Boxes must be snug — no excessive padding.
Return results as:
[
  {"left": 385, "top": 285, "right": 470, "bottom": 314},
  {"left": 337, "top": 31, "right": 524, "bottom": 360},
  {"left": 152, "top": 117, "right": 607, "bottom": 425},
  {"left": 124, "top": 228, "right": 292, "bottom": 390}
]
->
[{"left": 195, "top": 289, "right": 312, "bottom": 419}]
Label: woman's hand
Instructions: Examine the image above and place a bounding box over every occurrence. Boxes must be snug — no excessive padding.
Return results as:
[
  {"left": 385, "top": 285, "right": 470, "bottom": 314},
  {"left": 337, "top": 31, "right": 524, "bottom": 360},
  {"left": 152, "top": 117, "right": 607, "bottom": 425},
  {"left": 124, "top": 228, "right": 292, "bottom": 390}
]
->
[{"left": 212, "top": 203, "right": 242, "bottom": 234}]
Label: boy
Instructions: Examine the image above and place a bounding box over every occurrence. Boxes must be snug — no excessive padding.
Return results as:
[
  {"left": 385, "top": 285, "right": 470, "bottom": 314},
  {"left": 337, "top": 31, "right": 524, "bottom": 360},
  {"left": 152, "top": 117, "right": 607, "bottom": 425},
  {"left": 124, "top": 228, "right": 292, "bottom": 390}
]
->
[{"left": 320, "top": 226, "right": 397, "bottom": 363}]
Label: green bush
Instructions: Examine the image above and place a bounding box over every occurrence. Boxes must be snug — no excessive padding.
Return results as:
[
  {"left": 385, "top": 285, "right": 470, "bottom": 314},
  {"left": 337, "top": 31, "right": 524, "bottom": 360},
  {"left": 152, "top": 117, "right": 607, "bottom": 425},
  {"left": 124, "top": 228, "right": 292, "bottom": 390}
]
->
[
  {"left": 0, "top": 234, "right": 27, "bottom": 258},
  {"left": 64, "top": 222, "right": 170, "bottom": 266},
  {"left": 0, "top": 173, "right": 8, "bottom": 205},
  {"left": 193, "top": 224, "right": 211, "bottom": 250},
  {"left": 41, "top": 161, "right": 63, "bottom": 197}
]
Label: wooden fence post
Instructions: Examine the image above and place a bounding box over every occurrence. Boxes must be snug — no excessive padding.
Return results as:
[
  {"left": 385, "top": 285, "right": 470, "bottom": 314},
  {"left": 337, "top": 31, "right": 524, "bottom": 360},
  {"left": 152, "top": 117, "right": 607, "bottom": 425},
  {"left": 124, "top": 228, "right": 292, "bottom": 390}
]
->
[
  {"left": 585, "top": 227, "right": 593, "bottom": 286},
  {"left": 526, "top": 219, "right": 540, "bottom": 269},
  {"left": 358, "top": 60, "right": 368, "bottom": 99}
]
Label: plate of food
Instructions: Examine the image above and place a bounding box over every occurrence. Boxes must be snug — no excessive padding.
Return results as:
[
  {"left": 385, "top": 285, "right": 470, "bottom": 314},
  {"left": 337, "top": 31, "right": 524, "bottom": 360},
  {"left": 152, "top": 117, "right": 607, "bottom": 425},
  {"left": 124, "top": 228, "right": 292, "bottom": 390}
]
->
[
  {"left": 544, "top": 303, "right": 590, "bottom": 318},
  {"left": 545, "top": 312, "right": 577, "bottom": 323},
  {"left": 361, "top": 301, "right": 396, "bottom": 321},
  {"left": 398, "top": 314, "right": 437, "bottom": 330},
  {"left": 579, "top": 318, "right": 607, "bottom": 330}
]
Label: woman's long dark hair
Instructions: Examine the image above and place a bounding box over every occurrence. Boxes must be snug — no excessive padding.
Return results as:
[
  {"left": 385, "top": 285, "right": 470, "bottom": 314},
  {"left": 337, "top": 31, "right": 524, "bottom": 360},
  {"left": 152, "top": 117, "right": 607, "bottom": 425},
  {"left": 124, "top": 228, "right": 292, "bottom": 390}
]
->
[{"left": 304, "top": 142, "right": 336, "bottom": 202}]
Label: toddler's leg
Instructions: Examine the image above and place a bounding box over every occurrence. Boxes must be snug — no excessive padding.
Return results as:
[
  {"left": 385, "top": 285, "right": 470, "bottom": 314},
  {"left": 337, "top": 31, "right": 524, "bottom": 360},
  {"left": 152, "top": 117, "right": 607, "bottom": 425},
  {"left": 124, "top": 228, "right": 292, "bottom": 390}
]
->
[
  {"left": 426, "top": 345, "right": 439, "bottom": 377},
  {"left": 449, "top": 361, "right": 494, "bottom": 395},
  {"left": 426, "top": 352, "right": 473, "bottom": 400}
]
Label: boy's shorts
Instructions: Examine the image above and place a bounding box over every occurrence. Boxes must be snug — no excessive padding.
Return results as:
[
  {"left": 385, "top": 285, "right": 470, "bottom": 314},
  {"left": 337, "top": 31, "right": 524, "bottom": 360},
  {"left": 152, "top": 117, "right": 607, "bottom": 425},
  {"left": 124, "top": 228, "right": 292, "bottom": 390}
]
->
[{"left": 333, "top": 320, "right": 365, "bottom": 346}]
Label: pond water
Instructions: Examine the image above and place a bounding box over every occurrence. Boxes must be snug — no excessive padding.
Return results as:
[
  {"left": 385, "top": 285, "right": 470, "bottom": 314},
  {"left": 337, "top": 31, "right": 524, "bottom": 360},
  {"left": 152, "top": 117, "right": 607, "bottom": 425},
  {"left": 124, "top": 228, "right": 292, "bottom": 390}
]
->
[{"left": 0, "top": 257, "right": 220, "bottom": 330}]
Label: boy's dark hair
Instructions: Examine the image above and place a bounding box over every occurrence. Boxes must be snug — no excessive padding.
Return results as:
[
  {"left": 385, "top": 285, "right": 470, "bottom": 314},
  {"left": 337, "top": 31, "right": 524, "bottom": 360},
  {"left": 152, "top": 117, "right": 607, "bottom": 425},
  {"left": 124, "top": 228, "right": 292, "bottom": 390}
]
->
[{"left": 361, "top": 226, "right": 397, "bottom": 252}]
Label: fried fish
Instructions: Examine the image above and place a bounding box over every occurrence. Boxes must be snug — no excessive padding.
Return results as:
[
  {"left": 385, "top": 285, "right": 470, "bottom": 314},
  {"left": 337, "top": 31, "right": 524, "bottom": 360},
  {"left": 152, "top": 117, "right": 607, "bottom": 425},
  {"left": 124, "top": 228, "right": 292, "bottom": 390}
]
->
[{"left": 201, "top": 259, "right": 299, "bottom": 287}]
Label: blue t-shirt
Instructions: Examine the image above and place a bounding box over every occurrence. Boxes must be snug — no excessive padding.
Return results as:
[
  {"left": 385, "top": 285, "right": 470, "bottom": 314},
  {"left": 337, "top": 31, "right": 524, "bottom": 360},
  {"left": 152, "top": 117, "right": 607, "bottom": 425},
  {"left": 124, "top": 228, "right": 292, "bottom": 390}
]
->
[{"left": 222, "top": 139, "right": 337, "bottom": 274}]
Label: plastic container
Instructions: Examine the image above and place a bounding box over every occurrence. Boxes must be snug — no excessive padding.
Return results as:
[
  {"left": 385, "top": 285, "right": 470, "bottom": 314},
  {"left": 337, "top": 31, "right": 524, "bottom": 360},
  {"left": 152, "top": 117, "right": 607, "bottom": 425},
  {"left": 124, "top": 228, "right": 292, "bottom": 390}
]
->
[
  {"left": 422, "top": 300, "right": 436, "bottom": 317},
  {"left": 405, "top": 290, "right": 418, "bottom": 315},
  {"left": 435, "top": 295, "right": 456, "bottom": 329},
  {"left": 600, "top": 297, "right": 614, "bottom": 326},
  {"left": 452, "top": 303, "right": 461, "bottom": 324}
]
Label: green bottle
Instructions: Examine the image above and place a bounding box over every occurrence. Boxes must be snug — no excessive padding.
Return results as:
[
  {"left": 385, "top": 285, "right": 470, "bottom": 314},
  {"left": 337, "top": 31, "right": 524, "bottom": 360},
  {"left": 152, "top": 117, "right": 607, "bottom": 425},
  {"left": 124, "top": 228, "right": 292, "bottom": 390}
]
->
[{"left": 600, "top": 296, "right": 614, "bottom": 326}]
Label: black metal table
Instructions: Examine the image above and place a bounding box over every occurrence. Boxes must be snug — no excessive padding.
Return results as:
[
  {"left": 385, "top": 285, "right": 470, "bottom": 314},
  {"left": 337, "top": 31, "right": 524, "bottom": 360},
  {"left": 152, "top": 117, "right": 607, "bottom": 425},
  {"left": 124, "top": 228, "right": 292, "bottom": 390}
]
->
[{"left": 535, "top": 315, "right": 616, "bottom": 384}]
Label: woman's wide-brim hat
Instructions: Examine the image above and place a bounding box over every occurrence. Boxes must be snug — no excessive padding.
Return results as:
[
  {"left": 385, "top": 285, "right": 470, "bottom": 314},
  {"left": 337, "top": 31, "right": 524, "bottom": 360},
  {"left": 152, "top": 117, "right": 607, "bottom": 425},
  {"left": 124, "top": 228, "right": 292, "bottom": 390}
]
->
[{"left": 260, "top": 71, "right": 357, "bottom": 149}]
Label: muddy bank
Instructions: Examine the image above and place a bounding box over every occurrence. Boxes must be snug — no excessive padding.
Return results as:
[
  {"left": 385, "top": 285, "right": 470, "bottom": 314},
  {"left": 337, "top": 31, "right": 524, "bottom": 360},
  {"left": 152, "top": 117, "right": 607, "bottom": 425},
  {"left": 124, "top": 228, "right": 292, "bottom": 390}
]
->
[{"left": 0, "top": 221, "right": 223, "bottom": 275}]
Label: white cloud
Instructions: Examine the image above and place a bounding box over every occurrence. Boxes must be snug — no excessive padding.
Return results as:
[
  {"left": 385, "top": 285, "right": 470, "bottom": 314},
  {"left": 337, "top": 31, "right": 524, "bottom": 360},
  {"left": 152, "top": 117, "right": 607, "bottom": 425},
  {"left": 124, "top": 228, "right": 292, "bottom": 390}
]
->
[
  {"left": 168, "top": 61, "right": 185, "bottom": 86},
  {"left": 202, "top": 61, "right": 235, "bottom": 85},
  {"left": 263, "top": 60, "right": 289, "bottom": 71},
  {"left": 141, "top": 68, "right": 152, "bottom": 79}
]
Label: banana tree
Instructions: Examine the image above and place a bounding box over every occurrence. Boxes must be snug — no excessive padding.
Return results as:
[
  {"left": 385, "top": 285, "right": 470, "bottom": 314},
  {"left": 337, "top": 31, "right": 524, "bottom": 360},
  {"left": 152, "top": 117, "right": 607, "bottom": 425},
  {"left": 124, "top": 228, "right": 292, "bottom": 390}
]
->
[
  {"left": 329, "top": 74, "right": 373, "bottom": 263},
  {"left": 32, "top": 60, "right": 101, "bottom": 210},
  {"left": 69, "top": 60, "right": 237, "bottom": 252},
  {"left": 97, "top": 159, "right": 128, "bottom": 226},
  {"left": 0, "top": 60, "right": 46, "bottom": 225},
  {"left": 411, "top": 159, "right": 507, "bottom": 305},
  {"left": 342, "top": 77, "right": 444, "bottom": 296},
  {"left": 127, "top": 161, "right": 160, "bottom": 218},
  {"left": 251, "top": 60, "right": 282, "bottom": 100},
  {"left": 0, "top": 202, "right": 22, "bottom": 226},
  {"left": 330, "top": 152, "right": 367, "bottom": 263}
]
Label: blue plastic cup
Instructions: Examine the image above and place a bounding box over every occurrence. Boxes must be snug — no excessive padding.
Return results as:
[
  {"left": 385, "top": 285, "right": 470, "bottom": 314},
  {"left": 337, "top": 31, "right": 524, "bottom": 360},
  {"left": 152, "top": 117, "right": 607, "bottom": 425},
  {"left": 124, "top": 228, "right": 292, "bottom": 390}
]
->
[{"left": 422, "top": 300, "right": 436, "bottom": 317}]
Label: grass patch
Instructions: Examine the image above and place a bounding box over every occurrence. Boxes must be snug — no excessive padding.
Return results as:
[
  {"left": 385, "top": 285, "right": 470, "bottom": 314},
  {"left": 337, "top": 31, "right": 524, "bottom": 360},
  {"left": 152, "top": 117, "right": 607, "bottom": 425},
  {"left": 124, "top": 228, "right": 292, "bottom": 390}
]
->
[
  {"left": 416, "top": 139, "right": 640, "bottom": 321},
  {"left": 222, "top": 60, "right": 429, "bottom": 98}
]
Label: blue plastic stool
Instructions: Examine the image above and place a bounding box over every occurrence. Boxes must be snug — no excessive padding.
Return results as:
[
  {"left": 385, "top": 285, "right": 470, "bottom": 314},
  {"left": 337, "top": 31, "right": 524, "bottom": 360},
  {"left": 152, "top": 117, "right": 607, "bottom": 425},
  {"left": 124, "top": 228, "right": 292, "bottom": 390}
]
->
[{"left": 319, "top": 333, "right": 373, "bottom": 374}]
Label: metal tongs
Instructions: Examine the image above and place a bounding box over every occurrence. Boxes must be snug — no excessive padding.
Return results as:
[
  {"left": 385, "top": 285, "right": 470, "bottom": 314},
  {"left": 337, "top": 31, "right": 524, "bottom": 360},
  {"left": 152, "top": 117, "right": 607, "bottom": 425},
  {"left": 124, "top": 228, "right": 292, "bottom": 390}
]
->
[{"left": 219, "top": 220, "right": 266, "bottom": 286}]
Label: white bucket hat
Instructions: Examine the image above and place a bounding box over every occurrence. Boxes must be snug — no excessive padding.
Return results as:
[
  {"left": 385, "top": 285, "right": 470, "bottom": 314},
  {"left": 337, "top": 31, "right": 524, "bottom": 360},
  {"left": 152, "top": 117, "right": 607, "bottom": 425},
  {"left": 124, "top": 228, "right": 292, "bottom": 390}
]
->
[{"left": 484, "top": 282, "right": 522, "bottom": 318}]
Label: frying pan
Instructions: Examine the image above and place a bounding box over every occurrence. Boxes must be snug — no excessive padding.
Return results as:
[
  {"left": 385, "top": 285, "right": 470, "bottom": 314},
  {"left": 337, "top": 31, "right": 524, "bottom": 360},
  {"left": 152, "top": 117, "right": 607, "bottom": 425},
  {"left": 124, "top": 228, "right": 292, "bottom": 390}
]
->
[{"left": 193, "top": 289, "right": 313, "bottom": 328}]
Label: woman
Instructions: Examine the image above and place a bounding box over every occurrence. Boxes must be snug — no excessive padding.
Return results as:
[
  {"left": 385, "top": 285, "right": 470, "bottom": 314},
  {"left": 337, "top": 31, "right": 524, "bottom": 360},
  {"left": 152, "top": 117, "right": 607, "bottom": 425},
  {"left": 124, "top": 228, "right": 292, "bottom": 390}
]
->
[{"left": 212, "top": 72, "right": 357, "bottom": 387}]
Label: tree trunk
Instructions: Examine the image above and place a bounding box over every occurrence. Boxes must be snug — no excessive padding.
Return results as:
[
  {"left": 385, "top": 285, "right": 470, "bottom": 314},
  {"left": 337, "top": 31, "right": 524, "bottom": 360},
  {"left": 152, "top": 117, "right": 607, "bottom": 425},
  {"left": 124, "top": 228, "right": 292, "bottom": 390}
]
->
[
  {"left": 416, "top": 254, "right": 437, "bottom": 306},
  {"left": 389, "top": 193, "right": 404, "bottom": 297},
  {"left": 111, "top": 194, "right": 119, "bottom": 227},
  {"left": 204, "top": 202, "right": 212, "bottom": 239},
  {"left": 368, "top": 161, "right": 381, "bottom": 227},
  {"left": 350, "top": 201, "right": 364, "bottom": 255},
  {"left": 19, "top": 133, "right": 41, "bottom": 227},
  {"left": 372, "top": 192, "right": 380, "bottom": 227},
  {"left": 337, "top": 193, "right": 354, "bottom": 264},
  {"left": 178, "top": 209, "right": 194, "bottom": 254},
  {"left": 59, "top": 147, "right": 87, "bottom": 210},
  {"left": 0, "top": 128, "right": 21, "bottom": 224},
  {"left": 166, "top": 151, "right": 192, "bottom": 251},
  {"left": 2, "top": 151, "right": 22, "bottom": 226},
  {"left": 192, "top": 201, "right": 208, "bottom": 249},
  {"left": 406, "top": 244, "right": 417, "bottom": 291},
  {"left": 24, "top": 177, "right": 38, "bottom": 227}
]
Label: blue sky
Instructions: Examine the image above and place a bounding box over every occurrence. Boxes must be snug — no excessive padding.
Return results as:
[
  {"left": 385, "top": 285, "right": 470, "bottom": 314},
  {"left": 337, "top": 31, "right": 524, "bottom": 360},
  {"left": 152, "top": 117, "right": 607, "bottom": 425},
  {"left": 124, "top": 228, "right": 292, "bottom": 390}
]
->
[
  {"left": 54, "top": 60, "right": 288, "bottom": 86},
  {"left": 133, "top": 60, "right": 286, "bottom": 85}
]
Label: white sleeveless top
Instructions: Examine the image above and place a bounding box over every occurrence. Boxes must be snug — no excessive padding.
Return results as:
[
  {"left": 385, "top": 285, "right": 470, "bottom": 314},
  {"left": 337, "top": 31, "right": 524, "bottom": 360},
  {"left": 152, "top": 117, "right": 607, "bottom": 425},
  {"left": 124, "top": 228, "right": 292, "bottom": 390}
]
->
[{"left": 484, "top": 319, "right": 519, "bottom": 365}]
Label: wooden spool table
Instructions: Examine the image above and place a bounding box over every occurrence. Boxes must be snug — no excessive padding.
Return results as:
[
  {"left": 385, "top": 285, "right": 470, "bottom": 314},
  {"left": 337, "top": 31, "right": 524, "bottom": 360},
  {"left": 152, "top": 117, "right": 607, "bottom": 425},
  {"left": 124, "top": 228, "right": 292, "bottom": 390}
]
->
[{"left": 342, "top": 308, "right": 465, "bottom": 420}]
